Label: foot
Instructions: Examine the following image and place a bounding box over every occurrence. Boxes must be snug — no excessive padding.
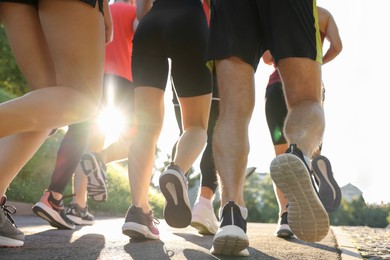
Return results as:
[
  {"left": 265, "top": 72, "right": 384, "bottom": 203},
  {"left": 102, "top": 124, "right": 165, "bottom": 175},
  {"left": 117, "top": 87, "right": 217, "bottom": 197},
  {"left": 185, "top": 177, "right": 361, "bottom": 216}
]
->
[
  {"left": 191, "top": 198, "right": 218, "bottom": 235},
  {"left": 275, "top": 212, "right": 294, "bottom": 238},
  {"left": 159, "top": 164, "right": 191, "bottom": 228},
  {"left": 0, "top": 196, "right": 24, "bottom": 247},
  {"left": 211, "top": 201, "right": 249, "bottom": 256},
  {"left": 66, "top": 203, "right": 94, "bottom": 225},
  {"left": 122, "top": 205, "right": 160, "bottom": 240},
  {"left": 311, "top": 155, "right": 342, "bottom": 212},
  {"left": 270, "top": 144, "right": 329, "bottom": 242},
  {"left": 79, "top": 152, "right": 108, "bottom": 202},
  {"left": 32, "top": 190, "right": 75, "bottom": 229}
]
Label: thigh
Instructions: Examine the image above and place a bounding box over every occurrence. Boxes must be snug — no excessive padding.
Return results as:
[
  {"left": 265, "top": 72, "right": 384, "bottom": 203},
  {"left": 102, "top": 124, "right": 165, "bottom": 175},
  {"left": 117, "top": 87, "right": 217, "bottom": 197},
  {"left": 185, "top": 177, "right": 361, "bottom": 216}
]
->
[
  {"left": 216, "top": 57, "right": 255, "bottom": 116},
  {"left": 38, "top": 0, "right": 106, "bottom": 98},
  {"left": 0, "top": 2, "right": 56, "bottom": 89}
]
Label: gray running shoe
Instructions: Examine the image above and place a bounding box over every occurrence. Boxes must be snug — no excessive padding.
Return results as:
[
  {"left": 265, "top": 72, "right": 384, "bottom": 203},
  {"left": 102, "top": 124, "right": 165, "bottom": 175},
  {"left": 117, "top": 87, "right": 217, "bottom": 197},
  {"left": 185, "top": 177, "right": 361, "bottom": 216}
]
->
[
  {"left": 270, "top": 144, "right": 329, "bottom": 242},
  {"left": 122, "top": 205, "right": 160, "bottom": 240},
  {"left": 275, "top": 212, "right": 294, "bottom": 238},
  {"left": 159, "top": 164, "right": 191, "bottom": 228},
  {"left": 311, "top": 155, "right": 342, "bottom": 212},
  {"left": 66, "top": 203, "right": 94, "bottom": 225},
  {"left": 0, "top": 196, "right": 25, "bottom": 247},
  {"left": 211, "top": 201, "right": 249, "bottom": 256}
]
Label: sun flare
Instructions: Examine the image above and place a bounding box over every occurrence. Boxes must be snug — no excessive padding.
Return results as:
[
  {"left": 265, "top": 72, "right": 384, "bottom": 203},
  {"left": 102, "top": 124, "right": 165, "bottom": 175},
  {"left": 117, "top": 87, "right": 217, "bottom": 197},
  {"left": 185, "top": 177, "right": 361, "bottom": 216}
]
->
[{"left": 97, "top": 106, "right": 126, "bottom": 147}]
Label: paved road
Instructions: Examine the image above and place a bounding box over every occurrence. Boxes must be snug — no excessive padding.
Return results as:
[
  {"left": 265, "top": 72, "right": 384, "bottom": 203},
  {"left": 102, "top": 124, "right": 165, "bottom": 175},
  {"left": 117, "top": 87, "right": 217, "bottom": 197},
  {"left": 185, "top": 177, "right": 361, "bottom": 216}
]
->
[{"left": 0, "top": 214, "right": 347, "bottom": 260}]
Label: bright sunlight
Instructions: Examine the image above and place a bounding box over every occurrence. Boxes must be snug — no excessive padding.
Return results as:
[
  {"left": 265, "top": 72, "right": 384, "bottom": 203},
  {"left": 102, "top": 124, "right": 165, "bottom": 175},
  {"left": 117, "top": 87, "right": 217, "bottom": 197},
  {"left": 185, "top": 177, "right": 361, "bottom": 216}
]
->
[{"left": 97, "top": 106, "right": 126, "bottom": 148}]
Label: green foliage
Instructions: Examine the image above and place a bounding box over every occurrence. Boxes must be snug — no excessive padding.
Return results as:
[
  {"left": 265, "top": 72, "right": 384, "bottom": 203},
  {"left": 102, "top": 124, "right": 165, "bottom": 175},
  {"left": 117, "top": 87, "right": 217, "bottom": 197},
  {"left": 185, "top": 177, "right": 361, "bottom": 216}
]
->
[
  {"left": 0, "top": 25, "right": 28, "bottom": 96},
  {"left": 244, "top": 173, "right": 278, "bottom": 223},
  {"left": 330, "top": 196, "right": 390, "bottom": 228},
  {"left": 7, "top": 130, "right": 65, "bottom": 202}
]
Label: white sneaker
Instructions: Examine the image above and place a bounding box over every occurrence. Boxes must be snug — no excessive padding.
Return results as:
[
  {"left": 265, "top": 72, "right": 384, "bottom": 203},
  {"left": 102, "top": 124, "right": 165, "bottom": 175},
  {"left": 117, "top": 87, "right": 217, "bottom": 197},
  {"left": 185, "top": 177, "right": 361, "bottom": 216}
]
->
[{"left": 190, "top": 200, "right": 218, "bottom": 235}]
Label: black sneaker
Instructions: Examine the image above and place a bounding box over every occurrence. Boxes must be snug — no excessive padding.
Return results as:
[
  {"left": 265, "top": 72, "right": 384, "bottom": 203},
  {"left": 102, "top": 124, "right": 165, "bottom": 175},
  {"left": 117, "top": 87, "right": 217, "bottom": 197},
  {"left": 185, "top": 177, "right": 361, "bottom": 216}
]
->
[
  {"left": 80, "top": 152, "right": 108, "bottom": 202},
  {"left": 32, "top": 190, "right": 75, "bottom": 230},
  {"left": 66, "top": 203, "right": 94, "bottom": 225},
  {"left": 275, "top": 212, "right": 294, "bottom": 238},
  {"left": 211, "top": 201, "right": 249, "bottom": 256},
  {"left": 159, "top": 164, "right": 191, "bottom": 228},
  {"left": 0, "top": 196, "right": 24, "bottom": 247},
  {"left": 311, "top": 155, "right": 342, "bottom": 212},
  {"left": 122, "top": 205, "right": 160, "bottom": 240},
  {"left": 270, "top": 144, "right": 329, "bottom": 242}
]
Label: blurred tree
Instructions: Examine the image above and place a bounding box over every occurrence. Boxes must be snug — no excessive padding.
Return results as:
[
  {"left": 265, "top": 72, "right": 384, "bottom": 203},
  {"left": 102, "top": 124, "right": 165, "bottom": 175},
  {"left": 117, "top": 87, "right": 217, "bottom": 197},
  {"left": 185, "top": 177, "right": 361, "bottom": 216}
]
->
[{"left": 0, "top": 25, "right": 28, "bottom": 96}]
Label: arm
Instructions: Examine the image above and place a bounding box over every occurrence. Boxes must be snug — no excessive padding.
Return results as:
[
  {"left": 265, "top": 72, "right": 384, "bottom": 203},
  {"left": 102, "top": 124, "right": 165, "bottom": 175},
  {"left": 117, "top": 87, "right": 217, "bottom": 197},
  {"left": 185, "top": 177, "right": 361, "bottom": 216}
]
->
[
  {"left": 103, "top": 0, "right": 113, "bottom": 43},
  {"left": 136, "top": 0, "right": 153, "bottom": 20},
  {"left": 318, "top": 6, "right": 343, "bottom": 65}
]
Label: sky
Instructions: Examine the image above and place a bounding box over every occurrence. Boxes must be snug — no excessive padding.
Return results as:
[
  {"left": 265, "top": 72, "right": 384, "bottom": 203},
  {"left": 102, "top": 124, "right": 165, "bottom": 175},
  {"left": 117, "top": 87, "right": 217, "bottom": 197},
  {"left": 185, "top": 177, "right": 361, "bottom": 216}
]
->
[{"left": 154, "top": 0, "right": 390, "bottom": 205}]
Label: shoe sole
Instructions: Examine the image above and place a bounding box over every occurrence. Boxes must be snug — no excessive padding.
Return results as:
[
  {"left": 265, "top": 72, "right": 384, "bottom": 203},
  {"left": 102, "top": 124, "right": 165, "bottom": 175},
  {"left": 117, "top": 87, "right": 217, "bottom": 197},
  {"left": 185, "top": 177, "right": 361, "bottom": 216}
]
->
[
  {"left": 0, "top": 236, "right": 24, "bottom": 247},
  {"left": 122, "top": 222, "right": 160, "bottom": 240},
  {"left": 211, "top": 225, "right": 249, "bottom": 256},
  {"left": 270, "top": 154, "right": 329, "bottom": 242},
  {"left": 312, "top": 155, "right": 342, "bottom": 212},
  {"left": 276, "top": 225, "right": 294, "bottom": 238},
  {"left": 32, "top": 202, "right": 75, "bottom": 230},
  {"left": 81, "top": 153, "right": 108, "bottom": 202},
  {"left": 190, "top": 221, "right": 215, "bottom": 235},
  {"left": 66, "top": 215, "right": 94, "bottom": 225},
  {"left": 159, "top": 170, "right": 191, "bottom": 228}
]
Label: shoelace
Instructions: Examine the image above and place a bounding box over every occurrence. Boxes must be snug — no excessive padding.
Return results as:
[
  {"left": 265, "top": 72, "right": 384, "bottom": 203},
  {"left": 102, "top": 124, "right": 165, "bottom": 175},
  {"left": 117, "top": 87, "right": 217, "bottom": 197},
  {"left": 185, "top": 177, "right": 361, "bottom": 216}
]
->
[
  {"left": 151, "top": 217, "right": 160, "bottom": 227},
  {"left": 1, "top": 203, "right": 18, "bottom": 227}
]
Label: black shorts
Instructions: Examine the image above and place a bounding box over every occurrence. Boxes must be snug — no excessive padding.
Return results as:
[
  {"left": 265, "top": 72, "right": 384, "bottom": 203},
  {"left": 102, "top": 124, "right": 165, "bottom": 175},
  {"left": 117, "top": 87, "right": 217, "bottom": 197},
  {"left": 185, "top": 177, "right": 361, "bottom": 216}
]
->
[
  {"left": 132, "top": 0, "right": 212, "bottom": 98},
  {"left": 207, "top": 0, "right": 322, "bottom": 71},
  {"left": 0, "top": 0, "right": 104, "bottom": 14}
]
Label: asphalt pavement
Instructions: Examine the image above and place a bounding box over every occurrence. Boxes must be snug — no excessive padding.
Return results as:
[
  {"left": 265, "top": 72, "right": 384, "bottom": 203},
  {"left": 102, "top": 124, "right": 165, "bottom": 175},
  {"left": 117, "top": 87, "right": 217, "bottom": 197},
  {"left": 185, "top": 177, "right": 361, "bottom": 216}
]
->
[{"left": 0, "top": 202, "right": 363, "bottom": 260}]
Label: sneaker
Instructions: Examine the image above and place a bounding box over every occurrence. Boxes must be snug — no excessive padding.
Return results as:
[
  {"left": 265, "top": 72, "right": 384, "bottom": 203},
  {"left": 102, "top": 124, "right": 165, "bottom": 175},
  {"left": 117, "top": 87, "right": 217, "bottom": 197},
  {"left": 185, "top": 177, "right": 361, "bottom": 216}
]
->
[
  {"left": 32, "top": 190, "right": 75, "bottom": 229},
  {"left": 0, "top": 196, "right": 24, "bottom": 247},
  {"left": 80, "top": 152, "right": 108, "bottom": 202},
  {"left": 311, "top": 155, "right": 342, "bottom": 213},
  {"left": 211, "top": 201, "right": 249, "bottom": 256},
  {"left": 275, "top": 212, "right": 294, "bottom": 238},
  {"left": 66, "top": 203, "right": 94, "bottom": 225},
  {"left": 270, "top": 144, "right": 329, "bottom": 242},
  {"left": 122, "top": 205, "right": 160, "bottom": 240},
  {"left": 190, "top": 199, "right": 218, "bottom": 235},
  {"left": 159, "top": 164, "right": 191, "bottom": 228}
]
